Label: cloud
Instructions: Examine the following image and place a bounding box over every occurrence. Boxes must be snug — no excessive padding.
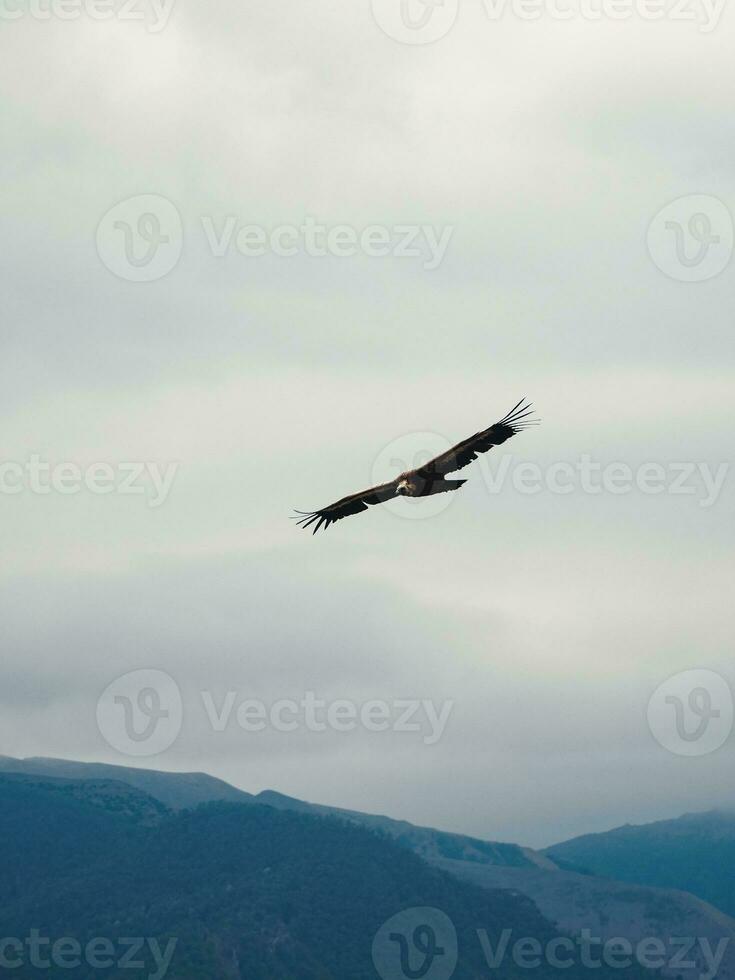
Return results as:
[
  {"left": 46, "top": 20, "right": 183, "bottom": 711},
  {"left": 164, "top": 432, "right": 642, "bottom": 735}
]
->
[{"left": 1, "top": 0, "right": 733, "bottom": 846}]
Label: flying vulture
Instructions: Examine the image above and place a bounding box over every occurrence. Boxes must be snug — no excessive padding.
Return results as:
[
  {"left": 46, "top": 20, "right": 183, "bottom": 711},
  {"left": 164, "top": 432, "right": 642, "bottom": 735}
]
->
[{"left": 294, "top": 399, "right": 538, "bottom": 534}]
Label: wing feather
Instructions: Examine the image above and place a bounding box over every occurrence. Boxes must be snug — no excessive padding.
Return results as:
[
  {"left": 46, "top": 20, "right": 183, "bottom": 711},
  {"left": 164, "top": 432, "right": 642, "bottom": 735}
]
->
[
  {"left": 293, "top": 480, "right": 399, "bottom": 534},
  {"left": 414, "top": 398, "right": 539, "bottom": 477}
]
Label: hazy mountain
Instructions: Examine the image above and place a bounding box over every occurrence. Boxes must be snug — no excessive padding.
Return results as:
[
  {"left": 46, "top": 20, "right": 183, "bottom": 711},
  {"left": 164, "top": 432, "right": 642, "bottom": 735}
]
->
[
  {"left": 435, "top": 859, "right": 735, "bottom": 980},
  {"left": 0, "top": 773, "right": 654, "bottom": 980},
  {"left": 4, "top": 756, "right": 734, "bottom": 980},
  {"left": 257, "top": 789, "right": 543, "bottom": 869},
  {"left": 265, "top": 791, "right": 735, "bottom": 980},
  {"left": 0, "top": 770, "right": 169, "bottom": 825},
  {"left": 0, "top": 756, "right": 541, "bottom": 869},
  {"left": 546, "top": 809, "right": 735, "bottom": 919},
  {"left": 0, "top": 755, "right": 252, "bottom": 810}
]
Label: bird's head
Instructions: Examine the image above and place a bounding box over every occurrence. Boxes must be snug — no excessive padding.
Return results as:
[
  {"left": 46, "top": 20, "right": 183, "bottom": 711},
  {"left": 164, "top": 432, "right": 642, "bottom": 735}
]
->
[{"left": 396, "top": 478, "right": 410, "bottom": 495}]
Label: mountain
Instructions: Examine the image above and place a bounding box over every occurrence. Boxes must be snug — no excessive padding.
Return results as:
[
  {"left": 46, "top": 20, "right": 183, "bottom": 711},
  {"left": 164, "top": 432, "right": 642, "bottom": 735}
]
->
[
  {"left": 545, "top": 809, "right": 735, "bottom": 918},
  {"left": 0, "top": 755, "right": 252, "bottom": 810},
  {"left": 263, "top": 795, "right": 735, "bottom": 980},
  {"left": 0, "top": 756, "right": 542, "bottom": 868},
  {"left": 4, "top": 756, "right": 734, "bottom": 979},
  {"left": 0, "top": 772, "right": 654, "bottom": 980},
  {"left": 257, "top": 789, "right": 544, "bottom": 869},
  {"left": 434, "top": 858, "right": 735, "bottom": 980},
  {"left": 0, "top": 770, "right": 169, "bottom": 824}
]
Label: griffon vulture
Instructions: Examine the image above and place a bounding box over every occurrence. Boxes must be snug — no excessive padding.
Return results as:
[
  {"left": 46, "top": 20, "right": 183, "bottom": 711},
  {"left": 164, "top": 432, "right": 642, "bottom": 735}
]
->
[{"left": 293, "top": 399, "right": 538, "bottom": 534}]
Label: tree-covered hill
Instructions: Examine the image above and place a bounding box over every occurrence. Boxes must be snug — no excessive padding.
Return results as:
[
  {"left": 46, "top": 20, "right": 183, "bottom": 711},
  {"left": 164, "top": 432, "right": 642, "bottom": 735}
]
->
[
  {"left": 0, "top": 774, "right": 656, "bottom": 980},
  {"left": 545, "top": 809, "right": 735, "bottom": 918},
  {"left": 0, "top": 754, "right": 251, "bottom": 810}
]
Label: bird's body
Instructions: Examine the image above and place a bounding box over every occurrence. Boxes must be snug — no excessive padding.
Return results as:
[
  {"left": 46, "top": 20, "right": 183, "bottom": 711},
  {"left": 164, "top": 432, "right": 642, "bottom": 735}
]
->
[
  {"left": 294, "top": 398, "right": 538, "bottom": 533},
  {"left": 396, "top": 473, "right": 466, "bottom": 497}
]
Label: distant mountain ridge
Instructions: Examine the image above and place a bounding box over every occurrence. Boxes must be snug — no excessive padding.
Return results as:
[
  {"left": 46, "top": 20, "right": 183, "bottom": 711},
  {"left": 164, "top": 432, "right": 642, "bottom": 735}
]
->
[
  {"left": 0, "top": 755, "right": 539, "bottom": 869},
  {"left": 3, "top": 755, "right": 735, "bottom": 980},
  {"left": 545, "top": 809, "right": 735, "bottom": 919},
  {"left": 0, "top": 771, "right": 655, "bottom": 980},
  {"left": 257, "top": 789, "right": 545, "bottom": 869},
  {"left": 0, "top": 754, "right": 252, "bottom": 810},
  {"left": 0, "top": 770, "right": 170, "bottom": 824}
]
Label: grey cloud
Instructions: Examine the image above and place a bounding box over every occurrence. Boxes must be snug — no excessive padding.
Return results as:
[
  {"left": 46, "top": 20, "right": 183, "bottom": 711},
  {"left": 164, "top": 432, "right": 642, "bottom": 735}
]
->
[{"left": 1, "top": 0, "right": 733, "bottom": 847}]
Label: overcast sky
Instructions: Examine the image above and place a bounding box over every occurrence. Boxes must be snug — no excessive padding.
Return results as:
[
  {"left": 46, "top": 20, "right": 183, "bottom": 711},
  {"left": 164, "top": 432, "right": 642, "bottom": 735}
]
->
[{"left": 1, "top": 0, "right": 734, "bottom": 848}]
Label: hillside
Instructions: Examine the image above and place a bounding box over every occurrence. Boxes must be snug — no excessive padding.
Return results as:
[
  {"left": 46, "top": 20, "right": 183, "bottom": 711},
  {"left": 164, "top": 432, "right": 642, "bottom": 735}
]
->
[
  {"left": 257, "top": 789, "right": 542, "bottom": 869},
  {"left": 0, "top": 774, "right": 654, "bottom": 980},
  {"left": 545, "top": 809, "right": 735, "bottom": 918},
  {"left": 5, "top": 756, "right": 735, "bottom": 980},
  {"left": 435, "top": 858, "right": 735, "bottom": 980},
  {"left": 0, "top": 755, "right": 251, "bottom": 810},
  {"left": 0, "top": 755, "right": 544, "bottom": 867}
]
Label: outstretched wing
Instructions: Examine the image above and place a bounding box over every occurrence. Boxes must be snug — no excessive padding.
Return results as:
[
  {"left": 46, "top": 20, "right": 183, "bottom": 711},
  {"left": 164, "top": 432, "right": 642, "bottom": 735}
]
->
[
  {"left": 293, "top": 481, "right": 399, "bottom": 534},
  {"left": 414, "top": 399, "right": 538, "bottom": 478}
]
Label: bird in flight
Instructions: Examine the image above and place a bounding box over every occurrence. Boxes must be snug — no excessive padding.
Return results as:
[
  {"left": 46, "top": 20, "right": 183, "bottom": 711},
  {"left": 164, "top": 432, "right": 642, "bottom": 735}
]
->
[{"left": 293, "top": 399, "right": 538, "bottom": 534}]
